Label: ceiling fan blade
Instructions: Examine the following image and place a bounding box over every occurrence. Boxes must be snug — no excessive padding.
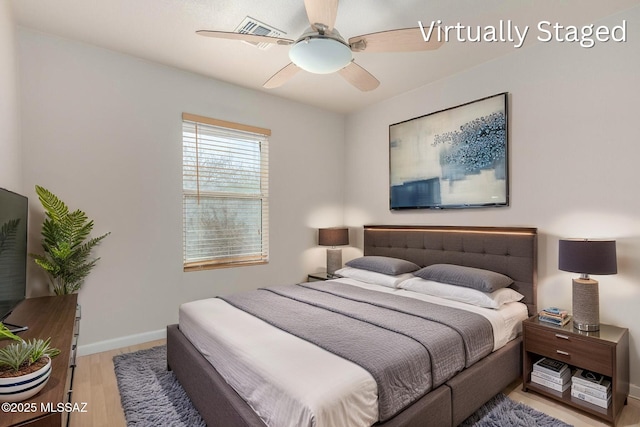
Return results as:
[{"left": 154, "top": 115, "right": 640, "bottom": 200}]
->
[
  {"left": 196, "top": 30, "right": 294, "bottom": 45},
  {"left": 338, "top": 61, "right": 379, "bottom": 92},
  {"left": 304, "top": 0, "right": 339, "bottom": 32},
  {"left": 349, "top": 27, "right": 443, "bottom": 53},
  {"left": 263, "top": 63, "right": 301, "bottom": 89}
]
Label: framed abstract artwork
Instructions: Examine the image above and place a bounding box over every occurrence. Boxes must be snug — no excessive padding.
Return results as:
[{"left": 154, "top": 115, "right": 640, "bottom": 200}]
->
[{"left": 389, "top": 92, "right": 509, "bottom": 210}]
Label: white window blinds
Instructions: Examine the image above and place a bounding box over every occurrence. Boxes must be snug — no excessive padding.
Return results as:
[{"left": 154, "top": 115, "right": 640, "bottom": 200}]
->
[{"left": 182, "top": 113, "right": 270, "bottom": 270}]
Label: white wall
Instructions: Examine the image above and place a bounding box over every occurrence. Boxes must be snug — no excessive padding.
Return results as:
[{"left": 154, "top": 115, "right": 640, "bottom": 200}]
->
[
  {"left": 18, "top": 28, "right": 346, "bottom": 353},
  {"left": 15, "top": 0, "right": 640, "bottom": 397},
  {"left": 344, "top": 7, "right": 640, "bottom": 395},
  {"left": 0, "top": 0, "right": 21, "bottom": 192}
]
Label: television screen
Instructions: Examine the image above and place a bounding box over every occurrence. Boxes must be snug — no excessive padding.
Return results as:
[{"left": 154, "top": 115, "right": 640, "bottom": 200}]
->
[
  {"left": 0, "top": 188, "right": 28, "bottom": 321},
  {"left": 389, "top": 93, "right": 509, "bottom": 210}
]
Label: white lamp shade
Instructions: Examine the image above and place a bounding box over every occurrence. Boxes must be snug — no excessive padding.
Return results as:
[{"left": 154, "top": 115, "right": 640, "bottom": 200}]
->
[{"left": 289, "top": 37, "right": 352, "bottom": 74}]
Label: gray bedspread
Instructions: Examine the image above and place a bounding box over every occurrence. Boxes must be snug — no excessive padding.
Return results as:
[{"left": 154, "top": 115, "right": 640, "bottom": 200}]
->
[{"left": 219, "top": 281, "right": 493, "bottom": 422}]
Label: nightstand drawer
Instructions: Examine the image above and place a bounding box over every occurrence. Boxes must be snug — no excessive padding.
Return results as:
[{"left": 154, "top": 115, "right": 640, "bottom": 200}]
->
[{"left": 525, "top": 325, "right": 613, "bottom": 375}]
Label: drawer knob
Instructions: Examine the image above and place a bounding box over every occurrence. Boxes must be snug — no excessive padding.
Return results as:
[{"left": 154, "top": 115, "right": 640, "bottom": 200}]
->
[
  {"left": 555, "top": 334, "right": 569, "bottom": 340},
  {"left": 556, "top": 350, "right": 570, "bottom": 356}
]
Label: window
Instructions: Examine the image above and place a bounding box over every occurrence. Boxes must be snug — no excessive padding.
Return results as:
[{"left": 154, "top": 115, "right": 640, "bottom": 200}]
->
[{"left": 182, "top": 113, "right": 269, "bottom": 271}]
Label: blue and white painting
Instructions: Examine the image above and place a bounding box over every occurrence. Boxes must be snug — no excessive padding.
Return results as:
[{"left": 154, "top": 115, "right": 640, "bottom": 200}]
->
[{"left": 389, "top": 93, "right": 508, "bottom": 210}]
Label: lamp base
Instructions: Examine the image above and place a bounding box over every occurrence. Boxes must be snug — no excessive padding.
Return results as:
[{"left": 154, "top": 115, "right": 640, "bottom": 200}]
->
[
  {"left": 572, "top": 278, "right": 600, "bottom": 331},
  {"left": 326, "top": 248, "right": 342, "bottom": 277}
]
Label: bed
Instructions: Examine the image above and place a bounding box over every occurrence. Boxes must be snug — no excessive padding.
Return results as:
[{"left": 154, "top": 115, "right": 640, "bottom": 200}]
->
[{"left": 167, "top": 225, "right": 537, "bottom": 427}]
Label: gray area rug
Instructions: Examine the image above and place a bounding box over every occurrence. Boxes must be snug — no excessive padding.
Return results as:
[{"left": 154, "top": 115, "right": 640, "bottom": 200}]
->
[
  {"left": 114, "top": 345, "right": 572, "bottom": 427},
  {"left": 113, "top": 345, "right": 205, "bottom": 426},
  {"left": 459, "top": 392, "right": 572, "bottom": 427}
]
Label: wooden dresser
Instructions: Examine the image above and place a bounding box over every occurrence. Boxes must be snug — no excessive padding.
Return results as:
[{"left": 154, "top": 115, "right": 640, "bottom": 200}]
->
[{"left": 1, "top": 295, "right": 79, "bottom": 427}]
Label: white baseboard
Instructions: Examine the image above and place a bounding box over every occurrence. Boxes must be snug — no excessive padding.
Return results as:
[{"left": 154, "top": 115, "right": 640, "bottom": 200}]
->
[
  {"left": 629, "top": 384, "right": 640, "bottom": 402},
  {"left": 77, "top": 328, "right": 166, "bottom": 356}
]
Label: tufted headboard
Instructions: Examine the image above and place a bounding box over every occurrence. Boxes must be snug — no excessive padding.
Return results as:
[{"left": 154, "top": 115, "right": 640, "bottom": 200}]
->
[{"left": 363, "top": 225, "right": 538, "bottom": 316}]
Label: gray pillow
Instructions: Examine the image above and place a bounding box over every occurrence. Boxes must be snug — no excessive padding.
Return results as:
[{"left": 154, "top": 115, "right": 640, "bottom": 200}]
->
[
  {"left": 413, "top": 264, "right": 513, "bottom": 293},
  {"left": 346, "top": 256, "right": 420, "bottom": 276}
]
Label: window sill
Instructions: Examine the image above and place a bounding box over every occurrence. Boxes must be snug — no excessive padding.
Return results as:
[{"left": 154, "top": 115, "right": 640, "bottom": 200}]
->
[{"left": 184, "top": 260, "right": 268, "bottom": 272}]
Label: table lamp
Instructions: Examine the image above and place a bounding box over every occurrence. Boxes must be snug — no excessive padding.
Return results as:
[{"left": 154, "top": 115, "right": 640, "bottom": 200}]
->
[
  {"left": 318, "top": 227, "right": 349, "bottom": 276},
  {"left": 558, "top": 239, "right": 617, "bottom": 331}
]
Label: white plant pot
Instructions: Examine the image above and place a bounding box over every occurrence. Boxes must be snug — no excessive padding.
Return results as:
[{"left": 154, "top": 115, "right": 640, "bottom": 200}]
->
[{"left": 0, "top": 357, "right": 52, "bottom": 402}]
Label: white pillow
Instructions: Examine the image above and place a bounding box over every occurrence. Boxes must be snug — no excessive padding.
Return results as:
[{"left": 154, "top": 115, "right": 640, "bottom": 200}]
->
[
  {"left": 334, "top": 267, "right": 414, "bottom": 288},
  {"left": 398, "top": 277, "right": 524, "bottom": 309}
]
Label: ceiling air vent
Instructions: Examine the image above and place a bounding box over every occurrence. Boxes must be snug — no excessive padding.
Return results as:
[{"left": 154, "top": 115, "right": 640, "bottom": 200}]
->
[{"left": 234, "top": 16, "right": 287, "bottom": 50}]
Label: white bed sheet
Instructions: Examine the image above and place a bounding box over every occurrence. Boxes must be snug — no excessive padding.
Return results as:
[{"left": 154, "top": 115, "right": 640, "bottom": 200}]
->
[{"left": 178, "top": 278, "right": 528, "bottom": 427}]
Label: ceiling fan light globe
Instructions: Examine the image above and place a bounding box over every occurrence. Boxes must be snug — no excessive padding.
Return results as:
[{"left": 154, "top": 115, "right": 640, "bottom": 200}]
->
[{"left": 289, "top": 37, "right": 352, "bottom": 74}]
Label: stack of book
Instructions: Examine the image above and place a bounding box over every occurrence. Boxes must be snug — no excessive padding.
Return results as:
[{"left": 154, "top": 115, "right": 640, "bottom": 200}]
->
[
  {"left": 571, "top": 369, "right": 612, "bottom": 408},
  {"left": 538, "top": 307, "right": 572, "bottom": 326},
  {"left": 531, "top": 357, "right": 571, "bottom": 392}
]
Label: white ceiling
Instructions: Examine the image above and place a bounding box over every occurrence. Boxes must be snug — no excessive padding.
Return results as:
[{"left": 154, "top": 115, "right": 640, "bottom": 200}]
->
[{"left": 10, "top": 0, "right": 640, "bottom": 113}]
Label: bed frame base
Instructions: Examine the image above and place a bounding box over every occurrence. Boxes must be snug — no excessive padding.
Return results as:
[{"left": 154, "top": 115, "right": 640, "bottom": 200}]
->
[
  {"left": 448, "top": 337, "right": 522, "bottom": 426},
  {"left": 168, "top": 324, "right": 521, "bottom": 427}
]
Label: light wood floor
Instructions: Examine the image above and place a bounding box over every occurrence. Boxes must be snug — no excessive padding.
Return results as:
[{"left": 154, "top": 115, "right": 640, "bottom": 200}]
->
[
  {"left": 69, "top": 340, "right": 640, "bottom": 427},
  {"left": 69, "top": 339, "right": 165, "bottom": 427}
]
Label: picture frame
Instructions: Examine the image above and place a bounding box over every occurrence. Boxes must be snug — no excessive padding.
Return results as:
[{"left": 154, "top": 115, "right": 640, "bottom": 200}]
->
[{"left": 389, "top": 92, "right": 509, "bottom": 210}]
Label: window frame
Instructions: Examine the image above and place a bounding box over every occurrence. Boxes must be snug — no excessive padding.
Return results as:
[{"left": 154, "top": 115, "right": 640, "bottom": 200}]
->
[{"left": 182, "top": 113, "right": 270, "bottom": 271}]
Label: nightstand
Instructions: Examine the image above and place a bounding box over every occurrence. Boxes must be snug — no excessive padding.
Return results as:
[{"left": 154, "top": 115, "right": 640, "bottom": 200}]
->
[
  {"left": 307, "top": 272, "right": 332, "bottom": 282},
  {"left": 522, "top": 316, "right": 629, "bottom": 425}
]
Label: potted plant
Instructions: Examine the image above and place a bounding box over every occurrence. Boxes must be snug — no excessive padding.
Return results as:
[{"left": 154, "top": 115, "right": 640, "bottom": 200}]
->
[
  {"left": 0, "top": 323, "right": 60, "bottom": 402},
  {"left": 30, "top": 185, "right": 110, "bottom": 295}
]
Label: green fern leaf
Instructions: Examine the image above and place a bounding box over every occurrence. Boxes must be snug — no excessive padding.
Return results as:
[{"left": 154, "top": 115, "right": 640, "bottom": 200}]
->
[{"left": 35, "top": 185, "right": 69, "bottom": 223}]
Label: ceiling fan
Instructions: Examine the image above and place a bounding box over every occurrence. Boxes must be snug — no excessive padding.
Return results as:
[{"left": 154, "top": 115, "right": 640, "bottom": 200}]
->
[{"left": 196, "top": 0, "right": 443, "bottom": 92}]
